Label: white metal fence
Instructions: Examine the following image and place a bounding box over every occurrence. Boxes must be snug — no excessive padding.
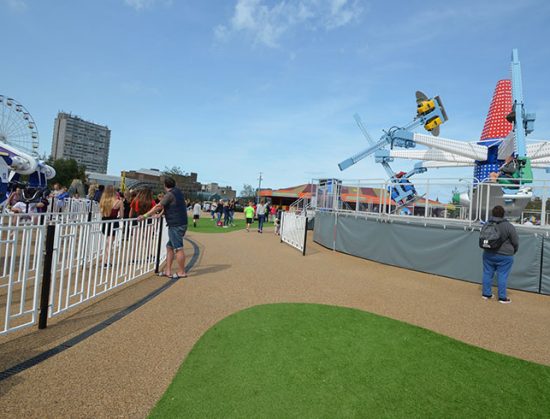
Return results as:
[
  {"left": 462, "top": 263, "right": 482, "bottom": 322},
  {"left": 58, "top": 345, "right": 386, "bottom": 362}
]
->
[
  {"left": 0, "top": 224, "right": 46, "bottom": 334},
  {"left": 1, "top": 216, "right": 167, "bottom": 336},
  {"left": 313, "top": 177, "right": 550, "bottom": 229},
  {"left": 49, "top": 197, "right": 99, "bottom": 214},
  {"left": 280, "top": 212, "right": 308, "bottom": 255}
]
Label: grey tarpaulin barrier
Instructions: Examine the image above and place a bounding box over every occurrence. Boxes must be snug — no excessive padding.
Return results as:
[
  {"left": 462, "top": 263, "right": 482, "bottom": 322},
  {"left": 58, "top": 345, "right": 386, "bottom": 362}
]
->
[
  {"left": 540, "top": 237, "right": 550, "bottom": 294},
  {"left": 313, "top": 211, "right": 336, "bottom": 250},
  {"left": 314, "top": 212, "right": 544, "bottom": 294}
]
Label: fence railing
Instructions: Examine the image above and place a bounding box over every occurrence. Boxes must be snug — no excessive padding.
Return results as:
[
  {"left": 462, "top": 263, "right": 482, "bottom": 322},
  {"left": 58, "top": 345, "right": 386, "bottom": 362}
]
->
[
  {"left": 49, "top": 197, "right": 99, "bottom": 214},
  {"left": 0, "top": 211, "right": 102, "bottom": 227},
  {"left": 1, "top": 216, "right": 167, "bottom": 336},
  {"left": 280, "top": 212, "right": 308, "bottom": 255},
  {"left": 312, "top": 177, "right": 550, "bottom": 228},
  {"left": 2, "top": 197, "right": 101, "bottom": 227},
  {"left": 289, "top": 197, "right": 310, "bottom": 213},
  {"left": 0, "top": 224, "right": 46, "bottom": 334}
]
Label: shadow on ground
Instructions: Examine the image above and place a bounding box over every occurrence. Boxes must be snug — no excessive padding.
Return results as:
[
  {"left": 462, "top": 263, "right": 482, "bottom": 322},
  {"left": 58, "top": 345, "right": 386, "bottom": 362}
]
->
[
  {"left": 0, "top": 274, "right": 171, "bottom": 372},
  {"left": 190, "top": 264, "right": 231, "bottom": 275}
]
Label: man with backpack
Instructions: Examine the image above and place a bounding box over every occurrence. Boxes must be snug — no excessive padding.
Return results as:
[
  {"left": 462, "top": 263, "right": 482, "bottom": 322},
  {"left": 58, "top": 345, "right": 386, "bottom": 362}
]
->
[{"left": 479, "top": 205, "right": 519, "bottom": 304}]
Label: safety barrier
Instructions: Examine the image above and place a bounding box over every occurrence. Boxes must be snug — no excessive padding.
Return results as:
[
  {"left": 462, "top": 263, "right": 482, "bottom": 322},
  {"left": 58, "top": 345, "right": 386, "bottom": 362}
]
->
[
  {"left": 280, "top": 212, "right": 308, "bottom": 255},
  {"left": 313, "top": 210, "right": 550, "bottom": 295},
  {"left": 1, "top": 217, "right": 168, "bottom": 336},
  {"left": 312, "top": 177, "right": 550, "bottom": 227},
  {"left": 49, "top": 197, "right": 99, "bottom": 214},
  {"left": 2, "top": 197, "right": 101, "bottom": 227},
  {"left": 0, "top": 211, "right": 102, "bottom": 227},
  {"left": 0, "top": 224, "right": 46, "bottom": 334}
]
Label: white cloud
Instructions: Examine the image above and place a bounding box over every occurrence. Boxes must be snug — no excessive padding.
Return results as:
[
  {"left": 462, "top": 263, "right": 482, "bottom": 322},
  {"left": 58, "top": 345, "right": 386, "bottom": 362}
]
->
[
  {"left": 2, "top": 0, "right": 28, "bottom": 12},
  {"left": 123, "top": 0, "right": 172, "bottom": 11},
  {"left": 215, "top": 0, "right": 364, "bottom": 48},
  {"left": 120, "top": 81, "right": 160, "bottom": 96}
]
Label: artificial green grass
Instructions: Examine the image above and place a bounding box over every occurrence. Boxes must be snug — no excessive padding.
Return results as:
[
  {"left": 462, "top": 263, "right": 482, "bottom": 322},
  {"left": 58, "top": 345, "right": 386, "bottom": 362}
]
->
[
  {"left": 150, "top": 304, "right": 550, "bottom": 418},
  {"left": 189, "top": 216, "right": 273, "bottom": 233}
]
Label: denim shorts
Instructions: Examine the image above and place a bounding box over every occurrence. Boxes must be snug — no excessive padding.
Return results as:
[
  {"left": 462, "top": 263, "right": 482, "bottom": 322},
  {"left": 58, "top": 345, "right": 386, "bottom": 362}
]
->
[{"left": 167, "top": 224, "right": 187, "bottom": 250}]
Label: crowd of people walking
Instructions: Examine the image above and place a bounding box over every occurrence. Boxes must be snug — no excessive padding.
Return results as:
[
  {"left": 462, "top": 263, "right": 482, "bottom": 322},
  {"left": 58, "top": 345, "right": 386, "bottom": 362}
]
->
[{"left": 3, "top": 175, "right": 285, "bottom": 281}]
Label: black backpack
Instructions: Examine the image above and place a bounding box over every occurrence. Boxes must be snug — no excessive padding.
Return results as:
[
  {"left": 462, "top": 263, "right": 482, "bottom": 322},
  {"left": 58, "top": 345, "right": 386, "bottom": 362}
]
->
[{"left": 479, "top": 220, "right": 504, "bottom": 250}]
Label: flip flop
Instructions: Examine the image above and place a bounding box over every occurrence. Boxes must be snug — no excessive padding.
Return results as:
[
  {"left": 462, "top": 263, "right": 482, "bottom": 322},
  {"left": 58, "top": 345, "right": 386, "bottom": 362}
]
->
[
  {"left": 172, "top": 273, "right": 188, "bottom": 279},
  {"left": 158, "top": 272, "right": 171, "bottom": 277}
]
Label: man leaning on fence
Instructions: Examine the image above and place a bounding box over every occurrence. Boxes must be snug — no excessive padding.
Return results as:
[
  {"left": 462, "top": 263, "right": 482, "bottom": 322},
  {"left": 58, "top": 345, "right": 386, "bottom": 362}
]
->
[{"left": 138, "top": 177, "right": 188, "bottom": 279}]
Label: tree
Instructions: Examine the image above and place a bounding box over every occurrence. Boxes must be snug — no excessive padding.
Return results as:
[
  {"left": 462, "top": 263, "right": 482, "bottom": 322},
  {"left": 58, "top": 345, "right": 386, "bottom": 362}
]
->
[
  {"left": 46, "top": 157, "right": 87, "bottom": 188},
  {"left": 163, "top": 166, "right": 185, "bottom": 176},
  {"left": 240, "top": 184, "right": 255, "bottom": 198}
]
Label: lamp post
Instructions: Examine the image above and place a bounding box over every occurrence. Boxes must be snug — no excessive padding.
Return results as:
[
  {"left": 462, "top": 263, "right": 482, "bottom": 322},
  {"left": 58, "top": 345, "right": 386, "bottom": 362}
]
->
[
  {"left": 458, "top": 178, "right": 473, "bottom": 223},
  {"left": 257, "top": 172, "right": 263, "bottom": 204}
]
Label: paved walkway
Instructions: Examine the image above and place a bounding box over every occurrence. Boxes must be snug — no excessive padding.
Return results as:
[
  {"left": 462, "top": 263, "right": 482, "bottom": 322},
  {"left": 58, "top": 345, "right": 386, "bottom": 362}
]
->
[{"left": 1, "top": 227, "right": 549, "bottom": 418}]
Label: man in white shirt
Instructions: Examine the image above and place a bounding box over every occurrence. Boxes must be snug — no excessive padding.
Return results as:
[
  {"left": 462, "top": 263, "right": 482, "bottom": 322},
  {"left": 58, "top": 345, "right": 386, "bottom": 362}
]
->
[
  {"left": 256, "top": 200, "right": 266, "bottom": 233},
  {"left": 192, "top": 201, "right": 201, "bottom": 227}
]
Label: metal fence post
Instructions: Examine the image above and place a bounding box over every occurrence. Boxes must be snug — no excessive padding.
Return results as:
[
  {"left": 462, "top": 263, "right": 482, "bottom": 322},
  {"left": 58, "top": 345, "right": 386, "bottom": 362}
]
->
[
  {"left": 38, "top": 224, "right": 56, "bottom": 330},
  {"left": 302, "top": 217, "right": 308, "bottom": 256},
  {"left": 280, "top": 212, "right": 284, "bottom": 243},
  {"left": 154, "top": 217, "right": 164, "bottom": 274}
]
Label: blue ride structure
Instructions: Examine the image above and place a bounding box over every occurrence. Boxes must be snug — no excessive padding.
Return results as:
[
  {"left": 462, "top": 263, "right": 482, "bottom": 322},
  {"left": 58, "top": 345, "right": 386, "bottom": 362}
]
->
[{"left": 338, "top": 49, "right": 548, "bottom": 217}]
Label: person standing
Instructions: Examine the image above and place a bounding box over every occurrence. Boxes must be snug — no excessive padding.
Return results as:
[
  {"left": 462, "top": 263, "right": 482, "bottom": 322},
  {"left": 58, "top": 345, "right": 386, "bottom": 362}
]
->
[
  {"left": 256, "top": 199, "right": 266, "bottom": 233},
  {"left": 228, "top": 199, "right": 236, "bottom": 226},
  {"left": 7, "top": 187, "right": 22, "bottom": 209},
  {"left": 99, "top": 185, "right": 122, "bottom": 267},
  {"left": 122, "top": 191, "right": 132, "bottom": 219},
  {"left": 223, "top": 201, "right": 231, "bottom": 228},
  {"left": 192, "top": 201, "right": 201, "bottom": 227},
  {"left": 244, "top": 201, "right": 255, "bottom": 232},
  {"left": 210, "top": 201, "right": 217, "bottom": 219},
  {"left": 270, "top": 204, "right": 277, "bottom": 223},
  {"left": 139, "top": 177, "right": 188, "bottom": 279},
  {"left": 274, "top": 206, "right": 282, "bottom": 235},
  {"left": 481, "top": 205, "right": 519, "bottom": 304},
  {"left": 130, "top": 188, "right": 156, "bottom": 220},
  {"left": 265, "top": 202, "right": 271, "bottom": 222},
  {"left": 216, "top": 199, "right": 224, "bottom": 224},
  {"left": 56, "top": 186, "right": 69, "bottom": 212},
  {"left": 93, "top": 184, "right": 105, "bottom": 202}
]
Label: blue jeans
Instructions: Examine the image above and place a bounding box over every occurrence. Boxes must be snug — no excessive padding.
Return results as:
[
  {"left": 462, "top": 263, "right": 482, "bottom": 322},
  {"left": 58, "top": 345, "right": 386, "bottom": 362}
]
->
[
  {"left": 482, "top": 252, "right": 514, "bottom": 300},
  {"left": 258, "top": 214, "right": 265, "bottom": 231}
]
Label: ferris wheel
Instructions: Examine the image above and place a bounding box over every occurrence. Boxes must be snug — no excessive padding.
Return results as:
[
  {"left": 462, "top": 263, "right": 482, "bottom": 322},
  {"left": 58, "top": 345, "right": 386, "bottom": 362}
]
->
[{"left": 0, "top": 95, "right": 40, "bottom": 156}]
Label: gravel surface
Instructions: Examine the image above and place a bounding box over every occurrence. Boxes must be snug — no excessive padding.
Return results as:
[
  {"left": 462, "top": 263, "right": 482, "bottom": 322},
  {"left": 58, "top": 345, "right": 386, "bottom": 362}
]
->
[{"left": 1, "top": 227, "right": 549, "bottom": 418}]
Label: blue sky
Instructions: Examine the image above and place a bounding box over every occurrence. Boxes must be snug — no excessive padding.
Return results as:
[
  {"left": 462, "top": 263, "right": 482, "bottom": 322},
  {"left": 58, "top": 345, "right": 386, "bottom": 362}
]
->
[{"left": 1, "top": 0, "right": 550, "bottom": 193}]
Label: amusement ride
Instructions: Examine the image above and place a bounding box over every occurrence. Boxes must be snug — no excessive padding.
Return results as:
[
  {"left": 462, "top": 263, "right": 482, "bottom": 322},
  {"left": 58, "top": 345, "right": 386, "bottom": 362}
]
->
[
  {"left": 338, "top": 49, "right": 549, "bottom": 218},
  {"left": 0, "top": 95, "right": 55, "bottom": 205}
]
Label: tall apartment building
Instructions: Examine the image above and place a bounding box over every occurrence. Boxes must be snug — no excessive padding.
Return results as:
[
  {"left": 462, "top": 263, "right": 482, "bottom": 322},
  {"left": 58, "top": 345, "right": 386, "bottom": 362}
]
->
[{"left": 51, "top": 112, "right": 111, "bottom": 173}]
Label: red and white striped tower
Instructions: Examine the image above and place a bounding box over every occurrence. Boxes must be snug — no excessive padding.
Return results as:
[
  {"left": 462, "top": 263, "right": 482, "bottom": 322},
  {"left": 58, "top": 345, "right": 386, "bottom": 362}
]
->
[
  {"left": 474, "top": 80, "right": 513, "bottom": 180},
  {"left": 479, "top": 79, "right": 513, "bottom": 144}
]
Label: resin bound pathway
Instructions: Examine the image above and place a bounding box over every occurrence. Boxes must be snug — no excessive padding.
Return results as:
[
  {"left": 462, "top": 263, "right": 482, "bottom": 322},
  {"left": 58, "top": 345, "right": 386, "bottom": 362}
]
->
[{"left": 1, "top": 226, "right": 549, "bottom": 418}]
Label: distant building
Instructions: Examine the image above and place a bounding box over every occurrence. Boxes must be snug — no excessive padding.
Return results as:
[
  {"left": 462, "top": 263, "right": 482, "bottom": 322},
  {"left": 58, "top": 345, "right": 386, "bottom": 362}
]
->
[
  {"left": 201, "top": 182, "right": 236, "bottom": 200},
  {"left": 124, "top": 168, "right": 201, "bottom": 195},
  {"left": 51, "top": 112, "right": 110, "bottom": 174},
  {"left": 86, "top": 171, "right": 121, "bottom": 188}
]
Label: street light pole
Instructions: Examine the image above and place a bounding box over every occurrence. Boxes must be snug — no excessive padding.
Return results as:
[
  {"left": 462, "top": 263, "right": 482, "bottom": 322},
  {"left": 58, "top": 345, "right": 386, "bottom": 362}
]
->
[{"left": 257, "top": 172, "right": 263, "bottom": 204}]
